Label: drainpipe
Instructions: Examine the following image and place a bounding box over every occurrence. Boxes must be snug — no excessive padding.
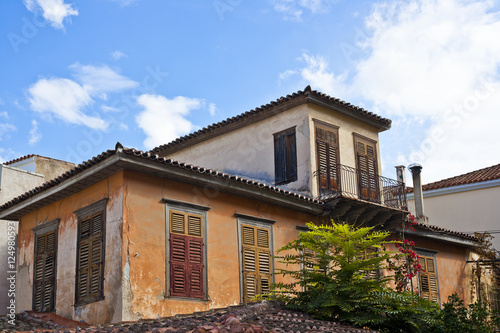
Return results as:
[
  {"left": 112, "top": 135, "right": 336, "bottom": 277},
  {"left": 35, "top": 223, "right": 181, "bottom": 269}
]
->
[{"left": 409, "top": 163, "right": 428, "bottom": 224}]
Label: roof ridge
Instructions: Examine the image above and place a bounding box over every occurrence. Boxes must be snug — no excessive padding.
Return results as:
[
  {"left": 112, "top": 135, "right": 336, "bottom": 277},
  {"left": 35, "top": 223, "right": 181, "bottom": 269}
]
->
[
  {"left": 3, "top": 154, "right": 37, "bottom": 165},
  {"left": 150, "top": 86, "right": 391, "bottom": 154}
]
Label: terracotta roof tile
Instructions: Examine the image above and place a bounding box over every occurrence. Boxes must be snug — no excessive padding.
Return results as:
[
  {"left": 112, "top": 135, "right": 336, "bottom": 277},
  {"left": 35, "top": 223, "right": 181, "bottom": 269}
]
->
[
  {"left": 0, "top": 145, "right": 324, "bottom": 213},
  {"left": 407, "top": 163, "right": 500, "bottom": 193},
  {"left": 150, "top": 86, "right": 392, "bottom": 154},
  {"left": 414, "top": 221, "right": 478, "bottom": 241},
  {"left": 3, "top": 154, "right": 36, "bottom": 165}
]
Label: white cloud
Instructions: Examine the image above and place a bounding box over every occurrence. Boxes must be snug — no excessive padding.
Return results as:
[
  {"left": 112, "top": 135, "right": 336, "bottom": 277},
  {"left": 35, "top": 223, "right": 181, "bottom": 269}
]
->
[
  {"left": 111, "top": 51, "right": 127, "bottom": 60},
  {"left": 0, "top": 123, "right": 16, "bottom": 141},
  {"left": 70, "top": 63, "right": 138, "bottom": 97},
  {"left": 136, "top": 94, "right": 202, "bottom": 149},
  {"left": 28, "top": 78, "right": 108, "bottom": 130},
  {"left": 271, "top": 0, "right": 337, "bottom": 21},
  {"left": 109, "top": 0, "right": 137, "bottom": 6},
  {"left": 208, "top": 103, "right": 217, "bottom": 117},
  {"left": 280, "top": 0, "right": 500, "bottom": 183},
  {"left": 101, "top": 105, "right": 120, "bottom": 113},
  {"left": 23, "top": 0, "right": 78, "bottom": 29},
  {"left": 0, "top": 112, "right": 8, "bottom": 119},
  {"left": 28, "top": 120, "right": 42, "bottom": 145}
]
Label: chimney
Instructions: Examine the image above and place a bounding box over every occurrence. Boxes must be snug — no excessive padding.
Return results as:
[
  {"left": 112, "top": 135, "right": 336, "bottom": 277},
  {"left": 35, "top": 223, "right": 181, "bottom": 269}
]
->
[{"left": 409, "top": 163, "right": 428, "bottom": 223}]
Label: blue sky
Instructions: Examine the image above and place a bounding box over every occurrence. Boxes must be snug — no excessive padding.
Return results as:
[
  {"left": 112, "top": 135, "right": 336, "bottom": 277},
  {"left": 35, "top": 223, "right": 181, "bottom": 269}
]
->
[{"left": 1, "top": 0, "right": 500, "bottom": 184}]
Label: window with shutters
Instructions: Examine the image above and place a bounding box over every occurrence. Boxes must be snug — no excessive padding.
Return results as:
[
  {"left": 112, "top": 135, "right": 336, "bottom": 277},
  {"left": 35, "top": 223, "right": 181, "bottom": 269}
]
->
[
  {"left": 74, "top": 199, "right": 107, "bottom": 306},
  {"left": 315, "top": 121, "right": 339, "bottom": 192},
  {"left": 418, "top": 254, "right": 440, "bottom": 303},
  {"left": 354, "top": 134, "right": 379, "bottom": 203},
  {"left": 164, "top": 200, "right": 209, "bottom": 300},
  {"left": 32, "top": 220, "right": 59, "bottom": 313},
  {"left": 238, "top": 220, "right": 273, "bottom": 303},
  {"left": 360, "top": 247, "right": 380, "bottom": 280},
  {"left": 274, "top": 127, "right": 297, "bottom": 185}
]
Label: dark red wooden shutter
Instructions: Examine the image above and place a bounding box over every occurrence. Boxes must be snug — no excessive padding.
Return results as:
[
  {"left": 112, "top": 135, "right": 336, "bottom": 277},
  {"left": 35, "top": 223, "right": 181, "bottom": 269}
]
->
[{"left": 170, "top": 233, "right": 204, "bottom": 298}]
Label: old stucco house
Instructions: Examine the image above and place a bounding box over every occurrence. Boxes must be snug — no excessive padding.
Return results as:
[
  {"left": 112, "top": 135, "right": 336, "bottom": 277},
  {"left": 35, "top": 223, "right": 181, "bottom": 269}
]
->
[
  {"left": 0, "top": 87, "right": 482, "bottom": 324},
  {"left": 0, "top": 155, "right": 74, "bottom": 315}
]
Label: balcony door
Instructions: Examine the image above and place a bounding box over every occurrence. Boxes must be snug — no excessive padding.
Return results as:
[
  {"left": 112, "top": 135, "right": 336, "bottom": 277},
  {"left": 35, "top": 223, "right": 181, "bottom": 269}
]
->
[
  {"left": 354, "top": 136, "right": 379, "bottom": 202},
  {"left": 315, "top": 121, "right": 339, "bottom": 193}
]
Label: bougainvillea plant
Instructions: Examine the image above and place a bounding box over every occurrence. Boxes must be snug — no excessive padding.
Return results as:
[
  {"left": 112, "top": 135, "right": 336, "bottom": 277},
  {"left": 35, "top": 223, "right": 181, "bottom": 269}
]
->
[{"left": 389, "top": 213, "right": 422, "bottom": 292}]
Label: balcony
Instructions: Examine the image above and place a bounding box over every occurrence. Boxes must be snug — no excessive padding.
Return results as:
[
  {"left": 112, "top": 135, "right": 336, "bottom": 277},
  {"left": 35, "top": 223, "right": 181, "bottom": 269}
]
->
[{"left": 315, "top": 164, "right": 407, "bottom": 210}]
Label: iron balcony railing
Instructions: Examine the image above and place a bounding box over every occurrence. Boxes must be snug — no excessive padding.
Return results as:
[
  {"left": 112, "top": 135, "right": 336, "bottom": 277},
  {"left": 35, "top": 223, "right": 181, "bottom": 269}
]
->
[{"left": 314, "top": 164, "right": 407, "bottom": 210}]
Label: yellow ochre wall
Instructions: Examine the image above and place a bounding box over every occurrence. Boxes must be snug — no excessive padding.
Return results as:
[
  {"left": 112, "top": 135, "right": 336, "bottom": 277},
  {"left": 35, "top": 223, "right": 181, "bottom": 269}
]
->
[{"left": 121, "top": 170, "right": 325, "bottom": 321}]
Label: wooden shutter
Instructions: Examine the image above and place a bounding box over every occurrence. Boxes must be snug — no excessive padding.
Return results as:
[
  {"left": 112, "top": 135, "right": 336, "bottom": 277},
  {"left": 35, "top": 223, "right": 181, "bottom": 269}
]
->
[
  {"left": 169, "top": 211, "right": 204, "bottom": 298},
  {"left": 76, "top": 212, "right": 104, "bottom": 305},
  {"left": 274, "top": 128, "right": 297, "bottom": 184},
  {"left": 33, "top": 230, "right": 57, "bottom": 312},
  {"left": 419, "top": 256, "right": 439, "bottom": 302},
  {"left": 356, "top": 139, "right": 379, "bottom": 202},
  {"left": 241, "top": 225, "right": 272, "bottom": 302},
  {"left": 362, "top": 247, "right": 379, "bottom": 280},
  {"left": 316, "top": 126, "right": 338, "bottom": 191}
]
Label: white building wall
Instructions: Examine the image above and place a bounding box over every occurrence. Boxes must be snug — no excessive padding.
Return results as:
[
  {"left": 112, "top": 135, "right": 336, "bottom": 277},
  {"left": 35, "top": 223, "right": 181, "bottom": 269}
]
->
[
  {"left": 0, "top": 165, "right": 44, "bottom": 315},
  {"left": 408, "top": 183, "right": 500, "bottom": 251},
  {"left": 168, "top": 105, "right": 313, "bottom": 196}
]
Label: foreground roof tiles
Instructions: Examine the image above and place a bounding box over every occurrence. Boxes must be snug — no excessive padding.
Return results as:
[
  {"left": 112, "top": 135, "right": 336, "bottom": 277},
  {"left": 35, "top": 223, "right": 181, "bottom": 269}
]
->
[
  {"left": 408, "top": 163, "right": 500, "bottom": 193},
  {"left": 2, "top": 301, "right": 380, "bottom": 333},
  {"left": 150, "top": 86, "right": 392, "bottom": 154}
]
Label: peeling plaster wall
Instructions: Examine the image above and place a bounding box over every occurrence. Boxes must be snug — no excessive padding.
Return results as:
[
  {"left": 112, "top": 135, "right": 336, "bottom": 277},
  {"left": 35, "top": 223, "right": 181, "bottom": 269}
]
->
[
  {"left": 166, "top": 105, "right": 312, "bottom": 196},
  {"left": 16, "top": 172, "right": 124, "bottom": 324},
  {"left": 33, "top": 156, "right": 75, "bottom": 181},
  {"left": 121, "top": 171, "right": 326, "bottom": 321}
]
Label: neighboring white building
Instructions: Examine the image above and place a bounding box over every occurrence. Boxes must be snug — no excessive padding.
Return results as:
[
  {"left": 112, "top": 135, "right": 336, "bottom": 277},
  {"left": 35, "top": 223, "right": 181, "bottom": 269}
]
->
[
  {"left": 407, "top": 163, "right": 500, "bottom": 251},
  {"left": 0, "top": 155, "right": 74, "bottom": 315}
]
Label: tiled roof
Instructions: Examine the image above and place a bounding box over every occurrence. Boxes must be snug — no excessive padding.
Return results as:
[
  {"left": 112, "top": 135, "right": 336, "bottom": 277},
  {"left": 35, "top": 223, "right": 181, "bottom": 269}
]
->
[
  {"left": 414, "top": 221, "right": 478, "bottom": 242},
  {"left": 3, "top": 154, "right": 36, "bottom": 165},
  {"left": 0, "top": 144, "right": 324, "bottom": 213},
  {"left": 407, "top": 163, "right": 500, "bottom": 193},
  {"left": 150, "top": 86, "right": 392, "bottom": 154}
]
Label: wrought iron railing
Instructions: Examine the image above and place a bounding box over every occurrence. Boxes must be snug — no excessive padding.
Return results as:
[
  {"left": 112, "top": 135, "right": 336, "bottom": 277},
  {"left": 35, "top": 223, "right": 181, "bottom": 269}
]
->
[{"left": 314, "top": 164, "right": 407, "bottom": 210}]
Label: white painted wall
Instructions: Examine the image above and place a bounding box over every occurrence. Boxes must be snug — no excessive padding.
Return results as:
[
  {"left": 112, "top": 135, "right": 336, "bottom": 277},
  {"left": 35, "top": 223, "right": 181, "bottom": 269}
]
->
[
  {"left": 168, "top": 105, "right": 314, "bottom": 196},
  {"left": 167, "top": 103, "right": 383, "bottom": 199},
  {"left": 408, "top": 183, "right": 500, "bottom": 251}
]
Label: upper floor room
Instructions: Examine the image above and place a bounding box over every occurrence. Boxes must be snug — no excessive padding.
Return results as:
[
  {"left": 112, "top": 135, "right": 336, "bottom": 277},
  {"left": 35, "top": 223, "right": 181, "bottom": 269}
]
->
[{"left": 151, "top": 86, "right": 404, "bottom": 210}]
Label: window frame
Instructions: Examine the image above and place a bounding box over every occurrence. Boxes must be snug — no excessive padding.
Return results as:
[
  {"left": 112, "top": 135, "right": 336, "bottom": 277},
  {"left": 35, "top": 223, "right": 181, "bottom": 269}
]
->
[
  {"left": 352, "top": 133, "right": 379, "bottom": 202},
  {"left": 74, "top": 199, "right": 107, "bottom": 307},
  {"left": 236, "top": 214, "right": 275, "bottom": 303},
  {"left": 416, "top": 248, "right": 440, "bottom": 304},
  {"left": 163, "top": 198, "right": 210, "bottom": 301},
  {"left": 273, "top": 127, "right": 298, "bottom": 185},
  {"left": 32, "top": 219, "right": 59, "bottom": 312}
]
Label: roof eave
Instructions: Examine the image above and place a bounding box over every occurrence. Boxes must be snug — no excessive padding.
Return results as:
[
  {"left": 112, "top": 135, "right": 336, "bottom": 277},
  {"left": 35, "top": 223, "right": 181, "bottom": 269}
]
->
[
  {"left": 394, "top": 226, "right": 479, "bottom": 248},
  {"left": 0, "top": 152, "right": 325, "bottom": 221}
]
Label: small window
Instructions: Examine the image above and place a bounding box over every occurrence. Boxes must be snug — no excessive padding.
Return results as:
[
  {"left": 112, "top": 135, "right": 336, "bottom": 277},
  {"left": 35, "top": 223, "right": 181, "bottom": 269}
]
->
[
  {"left": 315, "top": 121, "right": 339, "bottom": 192},
  {"left": 74, "top": 200, "right": 107, "bottom": 306},
  {"left": 274, "top": 127, "right": 297, "bottom": 185},
  {"left": 360, "top": 247, "right": 379, "bottom": 280},
  {"left": 164, "top": 199, "right": 209, "bottom": 300},
  {"left": 418, "top": 254, "right": 440, "bottom": 303},
  {"left": 354, "top": 134, "right": 379, "bottom": 202},
  {"left": 238, "top": 218, "right": 274, "bottom": 303}
]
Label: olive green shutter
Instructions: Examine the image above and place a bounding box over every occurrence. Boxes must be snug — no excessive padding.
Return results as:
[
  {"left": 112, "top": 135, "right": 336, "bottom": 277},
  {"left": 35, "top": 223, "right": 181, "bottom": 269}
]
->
[
  {"left": 33, "top": 230, "right": 57, "bottom": 312},
  {"left": 76, "top": 212, "right": 104, "bottom": 304},
  {"left": 241, "top": 225, "right": 271, "bottom": 302}
]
